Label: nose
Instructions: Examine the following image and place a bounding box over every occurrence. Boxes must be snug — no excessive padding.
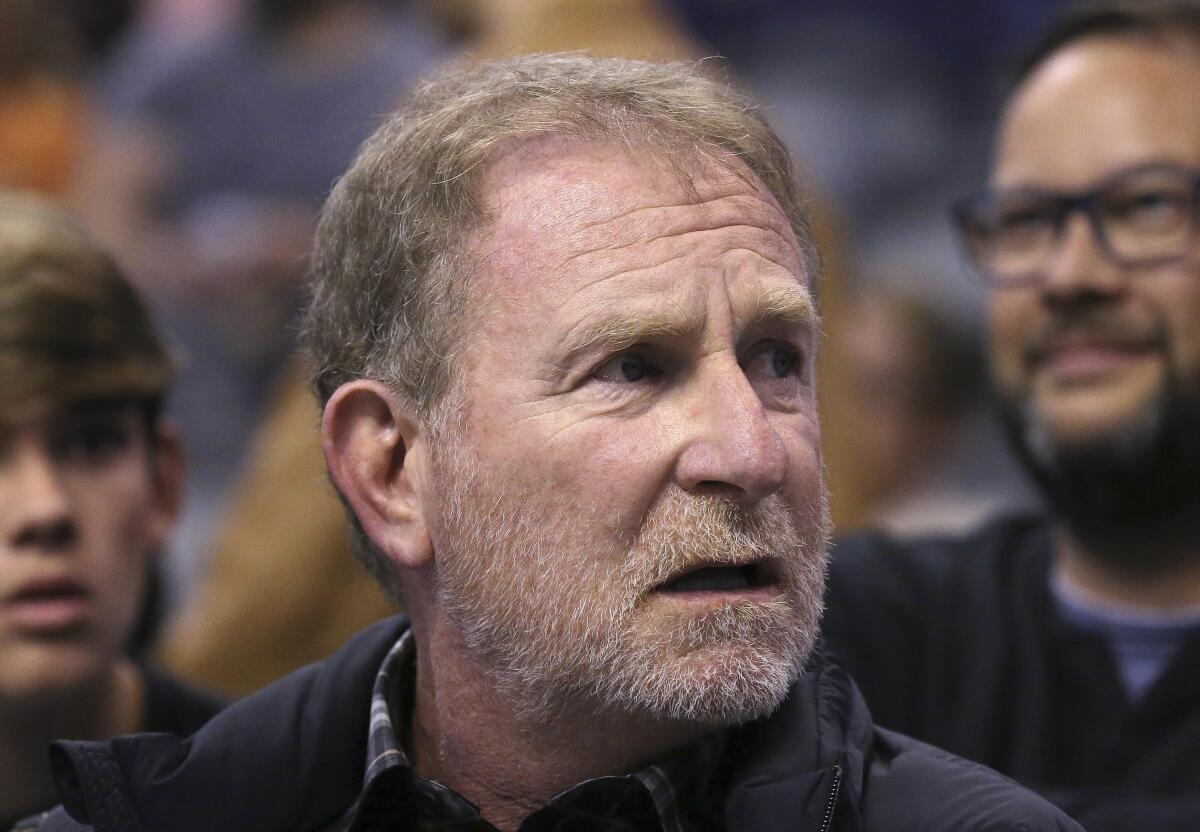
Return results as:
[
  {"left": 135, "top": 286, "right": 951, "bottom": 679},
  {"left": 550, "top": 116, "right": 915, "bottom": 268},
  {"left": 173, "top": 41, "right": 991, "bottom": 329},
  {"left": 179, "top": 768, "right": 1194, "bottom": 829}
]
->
[
  {"left": 2, "top": 442, "right": 76, "bottom": 552},
  {"left": 673, "top": 358, "right": 788, "bottom": 504},
  {"left": 1041, "top": 211, "right": 1127, "bottom": 303}
]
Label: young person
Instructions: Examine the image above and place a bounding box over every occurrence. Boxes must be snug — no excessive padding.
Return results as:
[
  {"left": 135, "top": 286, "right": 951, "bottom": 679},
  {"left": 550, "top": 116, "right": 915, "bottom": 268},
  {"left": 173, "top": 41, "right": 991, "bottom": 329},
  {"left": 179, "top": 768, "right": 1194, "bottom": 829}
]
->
[{"left": 0, "top": 193, "right": 223, "bottom": 829}]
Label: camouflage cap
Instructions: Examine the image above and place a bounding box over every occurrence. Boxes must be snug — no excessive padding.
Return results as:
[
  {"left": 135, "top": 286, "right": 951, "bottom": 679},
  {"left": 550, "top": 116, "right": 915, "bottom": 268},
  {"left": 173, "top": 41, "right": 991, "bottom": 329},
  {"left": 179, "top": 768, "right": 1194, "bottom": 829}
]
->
[{"left": 0, "top": 191, "right": 175, "bottom": 426}]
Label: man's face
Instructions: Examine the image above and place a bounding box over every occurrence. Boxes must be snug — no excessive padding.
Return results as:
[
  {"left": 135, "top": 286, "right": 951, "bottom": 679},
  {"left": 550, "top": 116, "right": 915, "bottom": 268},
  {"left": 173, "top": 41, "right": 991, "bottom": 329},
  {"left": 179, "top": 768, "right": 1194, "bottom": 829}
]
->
[
  {"left": 990, "top": 38, "right": 1200, "bottom": 462},
  {"left": 424, "top": 137, "right": 827, "bottom": 724},
  {"left": 0, "top": 402, "right": 172, "bottom": 702}
]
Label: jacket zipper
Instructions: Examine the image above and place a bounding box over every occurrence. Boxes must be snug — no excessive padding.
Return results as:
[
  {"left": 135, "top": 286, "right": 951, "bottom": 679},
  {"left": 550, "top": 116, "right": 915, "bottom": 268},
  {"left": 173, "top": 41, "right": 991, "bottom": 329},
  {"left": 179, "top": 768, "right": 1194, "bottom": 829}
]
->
[{"left": 819, "top": 764, "right": 843, "bottom": 832}]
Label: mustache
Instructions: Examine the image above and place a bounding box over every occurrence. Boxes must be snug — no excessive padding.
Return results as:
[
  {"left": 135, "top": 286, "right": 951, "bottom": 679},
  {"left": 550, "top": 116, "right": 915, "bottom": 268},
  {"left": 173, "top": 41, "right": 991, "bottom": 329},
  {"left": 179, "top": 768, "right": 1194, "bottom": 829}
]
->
[
  {"left": 619, "top": 490, "right": 826, "bottom": 592},
  {"left": 1022, "top": 309, "right": 1163, "bottom": 365}
]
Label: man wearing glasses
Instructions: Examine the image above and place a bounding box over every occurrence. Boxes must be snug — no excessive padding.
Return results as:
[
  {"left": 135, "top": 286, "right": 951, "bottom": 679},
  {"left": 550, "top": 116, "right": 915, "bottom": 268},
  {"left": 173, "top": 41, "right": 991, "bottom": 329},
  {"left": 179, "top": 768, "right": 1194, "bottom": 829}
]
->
[{"left": 825, "top": 2, "right": 1200, "bottom": 830}]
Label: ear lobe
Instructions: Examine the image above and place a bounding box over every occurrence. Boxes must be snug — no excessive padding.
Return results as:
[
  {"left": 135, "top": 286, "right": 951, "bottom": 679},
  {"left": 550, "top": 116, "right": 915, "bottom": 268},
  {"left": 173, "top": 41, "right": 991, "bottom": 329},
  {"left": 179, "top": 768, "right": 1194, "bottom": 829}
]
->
[{"left": 322, "top": 380, "right": 434, "bottom": 571}]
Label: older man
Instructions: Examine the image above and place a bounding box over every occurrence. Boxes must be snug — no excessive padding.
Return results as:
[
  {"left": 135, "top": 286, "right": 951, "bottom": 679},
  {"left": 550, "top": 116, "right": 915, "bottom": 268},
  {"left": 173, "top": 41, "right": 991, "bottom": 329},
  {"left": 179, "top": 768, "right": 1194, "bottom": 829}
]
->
[
  {"left": 30, "top": 55, "right": 1078, "bottom": 832},
  {"left": 826, "top": 3, "right": 1200, "bottom": 830},
  {"left": 0, "top": 194, "right": 223, "bottom": 830}
]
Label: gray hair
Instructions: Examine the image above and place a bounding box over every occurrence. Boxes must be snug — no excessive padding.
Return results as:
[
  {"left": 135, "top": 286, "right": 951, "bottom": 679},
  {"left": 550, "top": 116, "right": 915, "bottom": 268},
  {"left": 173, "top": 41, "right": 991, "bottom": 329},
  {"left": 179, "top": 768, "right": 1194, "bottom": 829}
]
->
[{"left": 301, "top": 52, "right": 817, "bottom": 594}]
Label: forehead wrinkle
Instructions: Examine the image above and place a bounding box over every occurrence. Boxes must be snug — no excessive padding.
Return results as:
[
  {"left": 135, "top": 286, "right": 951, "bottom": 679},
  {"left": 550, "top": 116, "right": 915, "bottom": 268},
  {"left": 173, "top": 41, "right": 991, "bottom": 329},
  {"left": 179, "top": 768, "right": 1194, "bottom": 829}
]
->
[
  {"left": 722, "top": 246, "right": 806, "bottom": 284},
  {"left": 567, "top": 224, "right": 800, "bottom": 279},
  {"left": 476, "top": 147, "right": 806, "bottom": 306},
  {"left": 577, "top": 189, "right": 789, "bottom": 233},
  {"left": 559, "top": 221, "right": 806, "bottom": 303},
  {"left": 550, "top": 238, "right": 804, "bottom": 324},
  {"left": 571, "top": 192, "right": 798, "bottom": 263}
]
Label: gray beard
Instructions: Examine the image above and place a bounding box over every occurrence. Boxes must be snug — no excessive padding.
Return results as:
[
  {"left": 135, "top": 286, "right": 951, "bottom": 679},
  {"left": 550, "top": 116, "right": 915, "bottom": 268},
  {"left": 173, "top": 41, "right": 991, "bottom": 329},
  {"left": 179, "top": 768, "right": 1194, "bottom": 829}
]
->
[
  {"left": 428, "top": 432, "right": 829, "bottom": 727},
  {"left": 997, "top": 377, "right": 1200, "bottom": 573}
]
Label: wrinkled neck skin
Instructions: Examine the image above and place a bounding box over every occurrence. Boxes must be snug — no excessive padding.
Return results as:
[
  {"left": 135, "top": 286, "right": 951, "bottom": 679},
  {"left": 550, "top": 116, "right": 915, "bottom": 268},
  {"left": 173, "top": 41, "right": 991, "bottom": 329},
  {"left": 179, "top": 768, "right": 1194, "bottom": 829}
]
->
[
  {"left": 407, "top": 613, "right": 708, "bottom": 832},
  {"left": 0, "top": 659, "right": 143, "bottom": 824},
  {"left": 1055, "top": 508, "right": 1200, "bottom": 611}
]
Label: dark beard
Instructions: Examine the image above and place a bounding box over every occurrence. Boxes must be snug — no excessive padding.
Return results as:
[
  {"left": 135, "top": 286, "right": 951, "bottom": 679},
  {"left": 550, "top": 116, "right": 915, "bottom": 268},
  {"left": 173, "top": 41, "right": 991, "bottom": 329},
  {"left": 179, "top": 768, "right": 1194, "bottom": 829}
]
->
[{"left": 996, "top": 377, "right": 1200, "bottom": 575}]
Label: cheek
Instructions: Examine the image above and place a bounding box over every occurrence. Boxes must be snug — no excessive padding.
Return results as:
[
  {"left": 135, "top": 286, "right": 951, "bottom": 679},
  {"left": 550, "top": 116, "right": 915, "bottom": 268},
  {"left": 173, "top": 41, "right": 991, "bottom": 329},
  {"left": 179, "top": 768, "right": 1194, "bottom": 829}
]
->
[
  {"left": 475, "top": 397, "right": 674, "bottom": 517},
  {"left": 773, "top": 406, "right": 820, "bottom": 465},
  {"left": 781, "top": 427, "right": 825, "bottom": 514},
  {"left": 1159, "top": 282, "right": 1200, "bottom": 378},
  {"left": 988, "top": 293, "right": 1036, "bottom": 392},
  {"left": 70, "top": 471, "right": 156, "bottom": 638},
  {"left": 544, "top": 424, "right": 671, "bottom": 543}
]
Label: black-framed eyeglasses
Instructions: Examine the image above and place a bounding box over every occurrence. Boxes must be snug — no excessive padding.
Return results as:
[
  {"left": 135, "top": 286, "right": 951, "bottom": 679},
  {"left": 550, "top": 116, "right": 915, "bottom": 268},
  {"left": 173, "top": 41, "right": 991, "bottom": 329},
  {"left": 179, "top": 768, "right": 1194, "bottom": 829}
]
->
[{"left": 951, "top": 162, "right": 1200, "bottom": 288}]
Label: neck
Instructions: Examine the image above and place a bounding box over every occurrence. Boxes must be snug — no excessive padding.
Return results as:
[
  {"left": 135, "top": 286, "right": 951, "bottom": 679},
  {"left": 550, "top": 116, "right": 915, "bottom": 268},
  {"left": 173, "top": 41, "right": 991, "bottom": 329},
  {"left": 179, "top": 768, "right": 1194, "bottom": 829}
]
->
[
  {"left": 1056, "top": 522, "right": 1200, "bottom": 611},
  {"left": 0, "top": 659, "right": 143, "bottom": 823},
  {"left": 408, "top": 617, "right": 704, "bottom": 832}
]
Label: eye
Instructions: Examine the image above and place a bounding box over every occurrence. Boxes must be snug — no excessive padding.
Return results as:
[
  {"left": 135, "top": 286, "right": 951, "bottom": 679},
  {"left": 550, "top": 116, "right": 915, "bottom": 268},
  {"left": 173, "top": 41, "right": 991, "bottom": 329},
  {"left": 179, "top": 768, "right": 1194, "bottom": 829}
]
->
[
  {"left": 54, "top": 419, "right": 133, "bottom": 467},
  {"left": 745, "top": 342, "right": 804, "bottom": 380},
  {"left": 743, "top": 342, "right": 810, "bottom": 408},
  {"left": 997, "top": 205, "right": 1055, "bottom": 229},
  {"left": 769, "top": 345, "right": 798, "bottom": 378},
  {"left": 593, "top": 350, "right": 665, "bottom": 384},
  {"left": 1105, "top": 187, "right": 1191, "bottom": 229},
  {"left": 991, "top": 203, "right": 1058, "bottom": 245}
]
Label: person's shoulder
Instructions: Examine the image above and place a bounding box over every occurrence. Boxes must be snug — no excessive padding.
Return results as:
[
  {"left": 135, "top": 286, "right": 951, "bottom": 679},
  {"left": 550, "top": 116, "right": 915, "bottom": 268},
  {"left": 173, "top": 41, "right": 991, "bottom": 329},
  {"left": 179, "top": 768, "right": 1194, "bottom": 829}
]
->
[
  {"left": 864, "top": 727, "right": 1084, "bottom": 832},
  {"left": 45, "top": 616, "right": 410, "bottom": 832},
  {"left": 822, "top": 512, "right": 1056, "bottom": 726},
  {"left": 140, "top": 666, "right": 228, "bottom": 737},
  {"left": 831, "top": 511, "right": 1052, "bottom": 589}
]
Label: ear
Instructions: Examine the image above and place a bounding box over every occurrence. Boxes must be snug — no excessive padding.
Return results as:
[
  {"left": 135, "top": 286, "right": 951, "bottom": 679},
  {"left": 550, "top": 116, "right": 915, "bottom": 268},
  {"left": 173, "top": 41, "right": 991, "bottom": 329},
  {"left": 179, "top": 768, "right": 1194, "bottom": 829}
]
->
[
  {"left": 147, "top": 418, "right": 185, "bottom": 551},
  {"left": 322, "top": 380, "right": 433, "bottom": 571}
]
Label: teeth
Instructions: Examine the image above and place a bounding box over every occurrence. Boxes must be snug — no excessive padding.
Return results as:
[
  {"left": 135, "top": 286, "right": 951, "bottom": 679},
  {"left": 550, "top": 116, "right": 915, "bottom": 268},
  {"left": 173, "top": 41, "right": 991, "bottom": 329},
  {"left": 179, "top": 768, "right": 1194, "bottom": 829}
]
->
[{"left": 664, "top": 566, "right": 752, "bottom": 592}]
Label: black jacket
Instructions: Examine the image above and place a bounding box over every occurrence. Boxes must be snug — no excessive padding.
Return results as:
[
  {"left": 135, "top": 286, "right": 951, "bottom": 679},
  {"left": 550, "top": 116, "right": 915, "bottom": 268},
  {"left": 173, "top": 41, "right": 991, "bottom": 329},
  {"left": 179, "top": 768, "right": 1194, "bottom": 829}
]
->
[
  {"left": 29, "top": 616, "right": 1081, "bottom": 832},
  {"left": 4, "top": 668, "right": 223, "bottom": 832},
  {"left": 136, "top": 668, "right": 226, "bottom": 740},
  {"left": 825, "top": 513, "right": 1200, "bottom": 832}
]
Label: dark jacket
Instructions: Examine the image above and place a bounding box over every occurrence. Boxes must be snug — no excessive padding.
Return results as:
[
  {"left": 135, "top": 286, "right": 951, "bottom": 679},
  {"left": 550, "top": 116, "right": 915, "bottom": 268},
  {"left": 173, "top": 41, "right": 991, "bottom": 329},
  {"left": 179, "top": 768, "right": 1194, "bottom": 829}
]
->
[
  {"left": 28, "top": 616, "right": 1081, "bottom": 832},
  {"left": 825, "top": 513, "right": 1200, "bottom": 832},
  {"left": 136, "top": 667, "right": 226, "bottom": 740},
  {"left": 4, "top": 668, "right": 224, "bottom": 832}
]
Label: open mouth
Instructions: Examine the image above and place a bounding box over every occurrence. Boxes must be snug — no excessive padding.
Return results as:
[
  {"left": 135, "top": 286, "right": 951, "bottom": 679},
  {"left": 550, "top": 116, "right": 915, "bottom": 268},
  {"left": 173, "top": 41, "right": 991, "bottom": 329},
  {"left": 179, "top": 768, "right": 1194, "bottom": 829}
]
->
[{"left": 655, "top": 561, "right": 778, "bottom": 594}]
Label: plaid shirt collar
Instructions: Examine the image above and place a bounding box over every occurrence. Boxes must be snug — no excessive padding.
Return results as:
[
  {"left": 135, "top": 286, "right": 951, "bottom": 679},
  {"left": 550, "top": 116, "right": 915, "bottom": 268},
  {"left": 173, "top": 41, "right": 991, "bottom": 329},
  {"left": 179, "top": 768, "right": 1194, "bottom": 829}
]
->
[{"left": 335, "top": 631, "right": 725, "bottom": 832}]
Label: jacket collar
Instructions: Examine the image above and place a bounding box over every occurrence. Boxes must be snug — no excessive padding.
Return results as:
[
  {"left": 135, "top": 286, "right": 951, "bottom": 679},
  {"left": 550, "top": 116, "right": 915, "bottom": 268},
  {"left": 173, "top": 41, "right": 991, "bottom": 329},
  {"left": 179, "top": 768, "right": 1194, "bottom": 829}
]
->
[
  {"left": 721, "top": 641, "right": 869, "bottom": 831},
  {"left": 54, "top": 621, "right": 871, "bottom": 832}
]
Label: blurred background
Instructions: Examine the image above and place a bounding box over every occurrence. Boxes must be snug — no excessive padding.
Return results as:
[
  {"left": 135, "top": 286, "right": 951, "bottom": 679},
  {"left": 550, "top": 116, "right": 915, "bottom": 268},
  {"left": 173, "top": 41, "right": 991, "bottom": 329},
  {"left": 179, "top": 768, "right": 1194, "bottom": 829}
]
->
[{"left": 2, "top": 0, "right": 1057, "bottom": 694}]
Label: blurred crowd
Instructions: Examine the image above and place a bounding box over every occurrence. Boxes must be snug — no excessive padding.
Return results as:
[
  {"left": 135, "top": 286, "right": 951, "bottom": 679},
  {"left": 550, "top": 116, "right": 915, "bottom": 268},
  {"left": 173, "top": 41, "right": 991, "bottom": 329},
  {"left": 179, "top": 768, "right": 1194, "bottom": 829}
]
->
[{"left": 3, "top": 0, "right": 1058, "bottom": 632}]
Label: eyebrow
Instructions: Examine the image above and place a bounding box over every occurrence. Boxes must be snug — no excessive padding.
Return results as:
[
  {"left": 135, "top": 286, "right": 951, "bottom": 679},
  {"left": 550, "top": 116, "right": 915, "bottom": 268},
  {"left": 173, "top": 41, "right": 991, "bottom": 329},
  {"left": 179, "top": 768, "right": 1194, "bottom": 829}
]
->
[
  {"left": 556, "top": 285, "right": 817, "bottom": 371},
  {"left": 559, "top": 310, "right": 706, "bottom": 368},
  {"left": 750, "top": 285, "right": 819, "bottom": 331}
]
